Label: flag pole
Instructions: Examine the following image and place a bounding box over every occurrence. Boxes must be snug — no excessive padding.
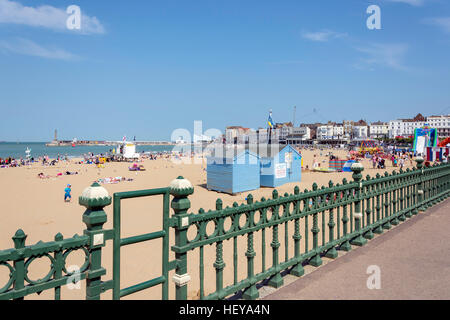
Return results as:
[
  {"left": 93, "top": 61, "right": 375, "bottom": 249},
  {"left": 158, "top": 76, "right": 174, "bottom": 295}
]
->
[{"left": 268, "top": 109, "right": 273, "bottom": 145}]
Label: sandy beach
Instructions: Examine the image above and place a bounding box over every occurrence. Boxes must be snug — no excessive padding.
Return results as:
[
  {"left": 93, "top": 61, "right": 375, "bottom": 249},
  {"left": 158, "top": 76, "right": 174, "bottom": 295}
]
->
[{"left": 0, "top": 148, "right": 418, "bottom": 300}]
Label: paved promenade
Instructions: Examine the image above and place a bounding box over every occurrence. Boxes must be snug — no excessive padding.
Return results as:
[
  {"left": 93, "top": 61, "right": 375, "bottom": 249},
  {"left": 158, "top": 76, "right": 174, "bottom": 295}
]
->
[{"left": 263, "top": 199, "right": 450, "bottom": 300}]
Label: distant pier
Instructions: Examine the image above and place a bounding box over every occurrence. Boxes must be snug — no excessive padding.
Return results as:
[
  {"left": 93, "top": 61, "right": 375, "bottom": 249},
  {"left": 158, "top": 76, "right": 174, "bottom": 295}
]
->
[{"left": 45, "top": 140, "right": 176, "bottom": 147}]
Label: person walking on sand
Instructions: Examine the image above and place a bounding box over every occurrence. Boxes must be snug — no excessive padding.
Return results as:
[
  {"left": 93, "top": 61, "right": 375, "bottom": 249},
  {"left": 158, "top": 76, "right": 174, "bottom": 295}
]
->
[
  {"left": 64, "top": 184, "right": 72, "bottom": 202},
  {"left": 399, "top": 157, "right": 405, "bottom": 170}
]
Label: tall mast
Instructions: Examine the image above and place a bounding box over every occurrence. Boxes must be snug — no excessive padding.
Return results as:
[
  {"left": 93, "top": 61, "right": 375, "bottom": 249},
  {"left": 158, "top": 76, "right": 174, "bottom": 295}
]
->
[{"left": 293, "top": 106, "right": 296, "bottom": 127}]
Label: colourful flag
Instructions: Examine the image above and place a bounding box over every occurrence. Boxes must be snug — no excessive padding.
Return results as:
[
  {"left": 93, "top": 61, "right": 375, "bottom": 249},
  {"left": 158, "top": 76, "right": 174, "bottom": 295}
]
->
[{"left": 268, "top": 112, "right": 273, "bottom": 128}]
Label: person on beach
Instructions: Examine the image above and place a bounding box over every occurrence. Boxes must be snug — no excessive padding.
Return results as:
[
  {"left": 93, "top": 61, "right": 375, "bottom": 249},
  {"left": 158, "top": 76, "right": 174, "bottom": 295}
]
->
[
  {"left": 64, "top": 184, "right": 72, "bottom": 202},
  {"left": 38, "top": 172, "right": 47, "bottom": 179},
  {"left": 372, "top": 155, "right": 377, "bottom": 169},
  {"left": 312, "top": 159, "right": 319, "bottom": 169}
]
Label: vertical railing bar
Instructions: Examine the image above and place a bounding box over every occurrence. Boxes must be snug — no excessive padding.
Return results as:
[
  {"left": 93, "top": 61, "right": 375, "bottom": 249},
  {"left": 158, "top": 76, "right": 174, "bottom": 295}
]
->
[
  {"left": 350, "top": 198, "right": 354, "bottom": 232},
  {"left": 113, "top": 195, "right": 121, "bottom": 300},
  {"left": 262, "top": 228, "right": 266, "bottom": 272},
  {"left": 304, "top": 214, "right": 309, "bottom": 253},
  {"left": 214, "top": 241, "right": 225, "bottom": 299},
  {"left": 200, "top": 246, "right": 204, "bottom": 300},
  {"left": 372, "top": 191, "right": 375, "bottom": 225},
  {"left": 337, "top": 203, "right": 341, "bottom": 241},
  {"left": 285, "top": 221, "right": 288, "bottom": 262},
  {"left": 162, "top": 191, "right": 170, "bottom": 300},
  {"left": 325, "top": 183, "right": 337, "bottom": 259},
  {"left": 53, "top": 233, "right": 63, "bottom": 300},
  {"left": 322, "top": 208, "right": 325, "bottom": 246},
  {"left": 233, "top": 236, "right": 237, "bottom": 285},
  {"left": 12, "top": 230, "right": 26, "bottom": 300}
]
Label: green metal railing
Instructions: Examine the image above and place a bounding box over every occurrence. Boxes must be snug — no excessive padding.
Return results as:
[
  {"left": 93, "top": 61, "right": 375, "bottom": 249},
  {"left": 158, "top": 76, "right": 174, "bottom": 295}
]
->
[
  {"left": 168, "top": 160, "right": 450, "bottom": 300},
  {"left": 0, "top": 160, "right": 449, "bottom": 300},
  {"left": 0, "top": 231, "right": 89, "bottom": 300}
]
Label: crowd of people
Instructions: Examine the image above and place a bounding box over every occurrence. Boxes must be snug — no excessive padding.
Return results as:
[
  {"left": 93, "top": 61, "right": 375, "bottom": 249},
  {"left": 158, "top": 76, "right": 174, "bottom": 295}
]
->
[
  {"left": 291, "top": 143, "right": 429, "bottom": 172},
  {"left": 0, "top": 154, "right": 72, "bottom": 168},
  {"left": 0, "top": 157, "right": 25, "bottom": 167}
]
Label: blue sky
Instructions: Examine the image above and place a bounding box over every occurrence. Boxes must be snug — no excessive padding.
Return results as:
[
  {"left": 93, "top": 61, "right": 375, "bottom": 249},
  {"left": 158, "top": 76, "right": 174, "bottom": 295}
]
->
[{"left": 0, "top": 0, "right": 449, "bottom": 141}]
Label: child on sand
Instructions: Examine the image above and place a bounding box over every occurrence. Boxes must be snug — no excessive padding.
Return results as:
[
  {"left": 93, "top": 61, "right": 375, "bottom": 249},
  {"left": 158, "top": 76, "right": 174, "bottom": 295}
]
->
[{"left": 64, "top": 184, "right": 72, "bottom": 202}]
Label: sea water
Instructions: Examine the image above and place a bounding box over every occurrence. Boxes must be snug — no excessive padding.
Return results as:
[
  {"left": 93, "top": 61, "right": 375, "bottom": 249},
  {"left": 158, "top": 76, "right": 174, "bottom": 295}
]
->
[{"left": 0, "top": 142, "right": 174, "bottom": 159}]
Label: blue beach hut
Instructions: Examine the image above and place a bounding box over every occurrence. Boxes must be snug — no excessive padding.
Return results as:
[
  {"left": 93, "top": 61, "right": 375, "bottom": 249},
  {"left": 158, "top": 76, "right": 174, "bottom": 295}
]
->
[
  {"left": 259, "top": 145, "right": 302, "bottom": 188},
  {"left": 206, "top": 150, "right": 260, "bottom": 194}
]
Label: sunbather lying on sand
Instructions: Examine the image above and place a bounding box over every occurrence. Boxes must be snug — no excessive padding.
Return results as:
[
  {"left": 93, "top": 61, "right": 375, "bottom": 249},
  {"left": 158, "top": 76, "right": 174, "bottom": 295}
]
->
[{"left": 38, "top": 173, "right": 50, "bottom": 179}]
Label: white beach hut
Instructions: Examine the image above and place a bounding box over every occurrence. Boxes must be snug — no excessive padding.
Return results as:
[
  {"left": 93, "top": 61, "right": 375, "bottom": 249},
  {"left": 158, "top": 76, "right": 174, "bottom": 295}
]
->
[{"left": 117, "top": 141, "right": 140, "bottom": 160}]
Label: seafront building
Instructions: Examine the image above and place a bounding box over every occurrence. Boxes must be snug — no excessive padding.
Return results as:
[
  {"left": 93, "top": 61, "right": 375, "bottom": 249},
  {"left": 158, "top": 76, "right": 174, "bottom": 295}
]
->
[
  {"left": 45, "top": 113, "right": 450, "bottom": 147},
  {"left": 426, "top": 115, "right": 450, "bottom": 137},
  {"left": 352, "top": 120, "right": 369, "bottom": 139},
  {"left": 224, "top": 112, "right": 450, "bottom": 145},
  {"left": 285, "top": 127, "right": 311, "bottom": 144},
  {"left": 389, "top": 114, "right": 427, "bottom": 139},
  {"left": 369, "top": 121, "right": 389, "bottom": 139},
  {"left": 317, "top": 123, "right": 344, "bottom": 140},
  {"left": 343, "top": 120, "right": 354, "bottom": 138}
]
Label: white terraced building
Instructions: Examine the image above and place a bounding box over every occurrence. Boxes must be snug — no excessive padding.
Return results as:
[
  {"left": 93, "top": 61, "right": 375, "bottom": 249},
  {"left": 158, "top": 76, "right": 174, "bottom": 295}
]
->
[
  {"left": 352, "top": 126, "right": 368, "bottom": 139},
  {"left": 317, "top": 125, "right": 344, "bottom": 140},
  {"left": 388, "top": 120, "right": 426, "bottom": 139},
  {"left": 369, "top": 122, "right": 389, "bottom": 138},
  {"left": 426, "top": 115, "right": 450, "bottom": 137}
]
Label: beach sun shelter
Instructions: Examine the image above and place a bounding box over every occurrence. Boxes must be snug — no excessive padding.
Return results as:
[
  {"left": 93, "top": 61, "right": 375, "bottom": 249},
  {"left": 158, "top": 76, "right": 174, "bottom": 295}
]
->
[
  {"left": 206, "top": 149, "right": 260, "bottom": 194},
  {"left": 259, "top": 144, "right": 302, "bottom": 188}
]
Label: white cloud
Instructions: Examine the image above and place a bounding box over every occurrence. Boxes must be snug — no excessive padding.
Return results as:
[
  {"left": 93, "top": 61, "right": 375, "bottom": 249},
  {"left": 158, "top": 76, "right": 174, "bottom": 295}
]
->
[
  {"left": 355, "top": 43, "right": 409, "bottom": 71},
  {"left": 386, "top": 0, "right": 425, "bottom": 6},
  {"left": 0, "top": 0, "right": 105, "bottom": 34},
  {"left": 0, "top": 38, "right": 79, "bottom": 60},
  {"left": 301, "top": 30, "right": 347, "bottom": 42},
  {"left": 424, "top": 17, "right": 450, "bottom": 33}
]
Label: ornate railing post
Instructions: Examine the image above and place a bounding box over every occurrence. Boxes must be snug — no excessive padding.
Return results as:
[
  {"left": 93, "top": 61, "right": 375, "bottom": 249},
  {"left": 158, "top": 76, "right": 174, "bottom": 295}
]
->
[
  {"left": 405, "top": 169, "right": 413, "bottom": 218},
  {"left": 340, "top": 178, "right": 352, "bottom": 251},
  {"left": 444, "top": 163, "right": 448, "bottom": 198},
  {"left": 412, "top": 168, "right": 419, "bottom": 215},
  {"left": 398, "top": 170, "right": 406, "bottom": 221},
  {"left": 242, "top": 195, "right": 259, "bottom": 300},
  {"left": 325, "top": 181, "right": 338, "bottom": 258},
  {"left": 309, "top": 183, "right": 323, "bottom": 266},
  {"left": 423, "top": 168, "right": 428, "bottom": 208},
  {"left": 374, "top": 174, "right": 383, "bottom": 234},
  {"left": 291, "top": 186, "right": 305, "bottom": 276},
  {"left": 350, "top": 163, "right": 367, "bottom": 246},
  {"left": 382, "top": 172, "right": 391, "bottom": 230},
  {"left": 364, "top": 175, "right": 374, "bottom": 240},
  {"left": 170, "top": 176, "right": 194, "bottom": 300},
  {"left": 415, "top": 157, "right": 425, "bottom": 212},
  {"left": 268, "top": 190, "right": 283, "bottom": 288},
  {"left": 436, "top": 164, "right": 442, "bottom": 202},
  {"left": 53, "top": 232, "right": 64, "bottom": 300},
  {"left": 432, "top": 165, "right": 438, "bottom": 205},
  {"left": 212, "top": 197, "right": 227, "bottom": 299},
  {"left": 444, "top": 163, "right": 449, "bottom": 198},
  {"left": 390, "top": 171, "right": 400, "bottom": 226},
  {"left": 79, "top": 182, "right": 112, "bottom": 300},
  {"left": 12, "top": 229, "right": 27, "bottom": 300}
]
